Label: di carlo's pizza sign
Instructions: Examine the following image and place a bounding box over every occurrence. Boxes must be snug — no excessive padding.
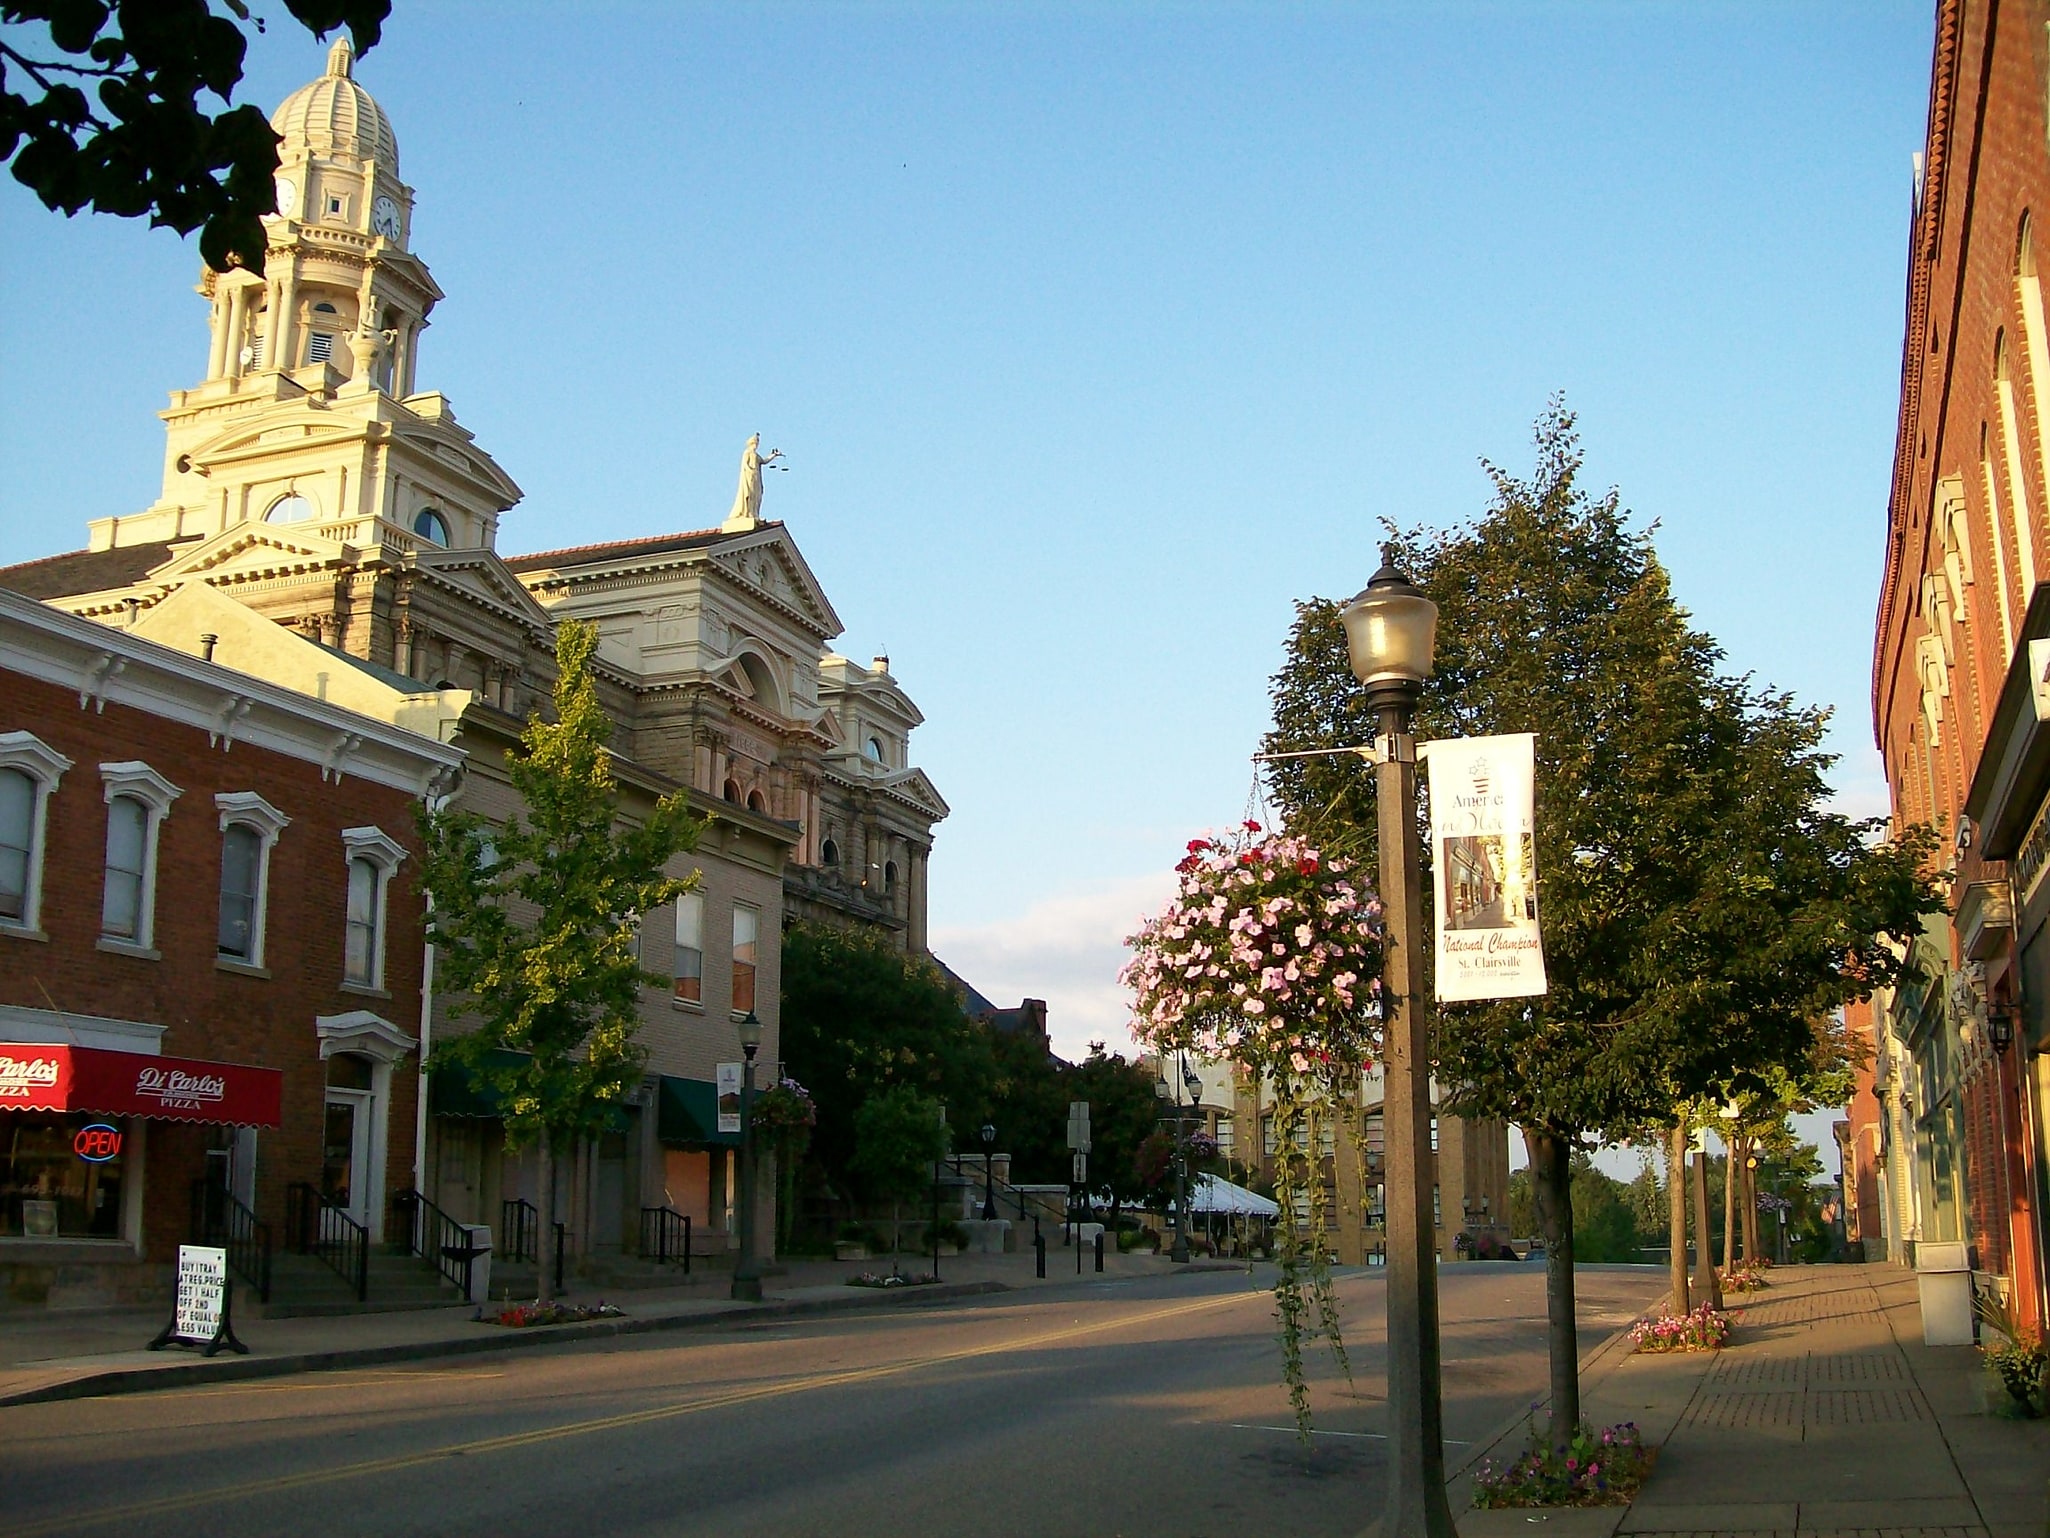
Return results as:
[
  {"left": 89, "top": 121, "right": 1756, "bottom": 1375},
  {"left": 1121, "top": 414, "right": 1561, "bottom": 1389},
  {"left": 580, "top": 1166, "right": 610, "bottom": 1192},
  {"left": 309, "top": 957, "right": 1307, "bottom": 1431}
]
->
[{"left": 0, "top": 1044, "right": 283, "bottom": 1127}]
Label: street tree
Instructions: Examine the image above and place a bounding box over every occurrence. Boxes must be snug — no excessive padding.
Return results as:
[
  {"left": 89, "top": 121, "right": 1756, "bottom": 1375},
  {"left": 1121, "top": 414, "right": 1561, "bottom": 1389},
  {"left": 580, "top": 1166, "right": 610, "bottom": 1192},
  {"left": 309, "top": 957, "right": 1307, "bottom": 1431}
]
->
[
  {"left": 1264, "top": 402, "right": 1937, "bottom": 1446},
  {"left": 3, "top": 0, "right": 390, "bottom": 273},
  {"left": 418, "top": 620, "right": 701, "bottom": 1302},
  {"left": 851, "top": 1085, "right": 949, "bottom": 1255},
  {"left": 779, "top": 920, "right": 996, "bottom": 1191}
]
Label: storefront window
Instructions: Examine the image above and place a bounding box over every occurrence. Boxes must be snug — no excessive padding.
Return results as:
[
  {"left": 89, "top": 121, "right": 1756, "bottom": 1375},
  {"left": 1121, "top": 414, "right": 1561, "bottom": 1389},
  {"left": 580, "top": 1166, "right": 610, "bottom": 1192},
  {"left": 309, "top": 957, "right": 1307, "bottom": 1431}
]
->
[{"left": 2, "top": 1112, "right": 126, "bottom": 1239}]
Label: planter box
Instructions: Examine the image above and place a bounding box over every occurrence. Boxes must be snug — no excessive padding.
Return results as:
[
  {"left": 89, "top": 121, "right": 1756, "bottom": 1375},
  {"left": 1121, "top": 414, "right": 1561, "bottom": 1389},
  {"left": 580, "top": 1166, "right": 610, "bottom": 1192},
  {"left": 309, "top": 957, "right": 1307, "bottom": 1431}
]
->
[{"left": 835, "top": 1241, "right": 869, "bottom": 1262}]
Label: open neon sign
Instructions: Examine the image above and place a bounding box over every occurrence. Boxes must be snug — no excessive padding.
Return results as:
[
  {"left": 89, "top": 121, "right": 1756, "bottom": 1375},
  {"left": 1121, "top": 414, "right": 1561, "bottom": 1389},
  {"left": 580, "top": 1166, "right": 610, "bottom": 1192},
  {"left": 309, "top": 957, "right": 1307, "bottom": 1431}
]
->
[{"left": 73, "top": 1123, "right": 122, "bottom": 1163}]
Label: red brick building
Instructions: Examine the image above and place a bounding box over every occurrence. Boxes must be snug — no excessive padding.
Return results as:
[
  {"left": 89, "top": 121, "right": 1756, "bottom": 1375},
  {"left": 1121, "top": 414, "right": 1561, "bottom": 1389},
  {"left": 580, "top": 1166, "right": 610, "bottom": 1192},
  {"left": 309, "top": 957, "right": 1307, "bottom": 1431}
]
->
[
  {"left": 0, "top": 589, "right": 460, "bottom": 1308},
  {"left": 1871, "top": 0, "right": 2050, "bottom": 1332}
]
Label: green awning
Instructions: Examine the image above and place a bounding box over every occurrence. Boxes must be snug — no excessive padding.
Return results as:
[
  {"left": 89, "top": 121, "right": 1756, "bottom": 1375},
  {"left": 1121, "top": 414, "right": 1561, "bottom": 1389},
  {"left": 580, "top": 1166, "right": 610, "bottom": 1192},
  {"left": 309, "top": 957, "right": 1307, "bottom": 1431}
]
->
[
  {"left": 429, "top": 1049, "right": 529, "bottom": 1119},
  {"left": 658, "top": 1075, "right": 739, "bottom": 1148}
]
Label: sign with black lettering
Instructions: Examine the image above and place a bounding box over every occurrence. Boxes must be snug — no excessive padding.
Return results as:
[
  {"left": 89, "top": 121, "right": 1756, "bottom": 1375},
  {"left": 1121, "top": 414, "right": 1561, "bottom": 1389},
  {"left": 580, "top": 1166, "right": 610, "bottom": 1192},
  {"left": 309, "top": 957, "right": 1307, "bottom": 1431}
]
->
[{"left": 148, "top": 1243, "right": 246, "bottom": 1357}]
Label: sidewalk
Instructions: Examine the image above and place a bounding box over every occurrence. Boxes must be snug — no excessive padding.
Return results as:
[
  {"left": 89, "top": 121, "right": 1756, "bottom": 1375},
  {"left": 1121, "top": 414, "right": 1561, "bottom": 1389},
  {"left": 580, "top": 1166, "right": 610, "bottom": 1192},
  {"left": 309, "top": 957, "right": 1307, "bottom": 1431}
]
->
[
  {"left": 1453, "top": 1263, "right": 2050, "bottom": 1538},
  {"left": 0, "top": 1241, "right": 1228, "bottom": 1409}
]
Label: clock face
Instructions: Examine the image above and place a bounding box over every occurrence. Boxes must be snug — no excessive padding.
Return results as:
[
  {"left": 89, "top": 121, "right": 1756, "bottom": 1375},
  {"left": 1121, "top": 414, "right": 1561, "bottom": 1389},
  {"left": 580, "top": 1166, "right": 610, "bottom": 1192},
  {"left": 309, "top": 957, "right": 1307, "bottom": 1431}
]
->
[
  {"left": 371, "top": 195, "right": 402, "bottom": 242},
  {"left": 273, "top": 177, "right": 296, "bottom": 219}
]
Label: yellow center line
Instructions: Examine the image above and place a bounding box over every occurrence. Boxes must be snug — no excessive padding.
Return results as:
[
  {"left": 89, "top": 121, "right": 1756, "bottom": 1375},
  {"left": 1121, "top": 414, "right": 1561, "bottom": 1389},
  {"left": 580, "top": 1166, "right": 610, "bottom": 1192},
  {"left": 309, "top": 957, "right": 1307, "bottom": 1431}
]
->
[{"left": 6, "top": 1288, "right": 1258, "bottom": 1537}]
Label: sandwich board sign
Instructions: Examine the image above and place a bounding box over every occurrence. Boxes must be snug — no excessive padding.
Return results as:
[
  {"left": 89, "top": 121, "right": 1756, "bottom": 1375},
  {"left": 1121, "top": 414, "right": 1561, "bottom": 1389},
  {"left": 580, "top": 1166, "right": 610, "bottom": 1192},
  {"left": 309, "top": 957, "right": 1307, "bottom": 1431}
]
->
[{"left": 148, "top": 1243, "right": 246, "bottom": 1357}]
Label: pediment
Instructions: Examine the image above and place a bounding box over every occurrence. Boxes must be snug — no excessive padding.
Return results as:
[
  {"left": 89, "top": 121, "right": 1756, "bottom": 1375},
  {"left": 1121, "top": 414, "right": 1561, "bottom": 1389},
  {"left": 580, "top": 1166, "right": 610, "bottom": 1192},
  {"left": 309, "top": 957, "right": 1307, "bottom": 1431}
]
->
[
  {"left": 193, "top": 416, "right": 366, "bottom": 466},
  {"left": 707, "top": 526, "right": 842, "bottom": 639},
  {"left": 388, "top": 414, "right": 523, "bottom": 509},
  {"left": 412, "top": 547, "right": 555, "bottom": 633},
  {"left": 149, "top": 524, "right": 350, "bottom": 586}
]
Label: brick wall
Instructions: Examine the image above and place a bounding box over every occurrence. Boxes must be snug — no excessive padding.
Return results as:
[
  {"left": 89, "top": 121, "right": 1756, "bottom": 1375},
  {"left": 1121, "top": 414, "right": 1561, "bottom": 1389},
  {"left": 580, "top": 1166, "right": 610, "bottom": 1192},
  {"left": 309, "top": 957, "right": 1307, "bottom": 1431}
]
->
[{"left": 3, "top": 668, "right": 427, "bottom": 1259}]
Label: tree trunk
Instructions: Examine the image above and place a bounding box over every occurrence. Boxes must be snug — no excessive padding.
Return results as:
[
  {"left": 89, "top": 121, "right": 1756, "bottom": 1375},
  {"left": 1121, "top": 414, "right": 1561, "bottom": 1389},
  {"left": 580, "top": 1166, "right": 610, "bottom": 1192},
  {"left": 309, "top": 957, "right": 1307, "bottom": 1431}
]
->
[
  {"left": 1691, "top": 1145, "right": 1723, "bottom": 1311},
  {"left": 535, "top": 1134, "right": 557, "bottom": 1305},
  {"left": 1668, "top": 1123, "right": 1690, "bottom": 1317},
  {"left": 1528, "top": 1128, "right": 1580, "bottom": 1449},
  {"left": 1722, "top": 1136, "right": 1738, "bottom": 1273}
]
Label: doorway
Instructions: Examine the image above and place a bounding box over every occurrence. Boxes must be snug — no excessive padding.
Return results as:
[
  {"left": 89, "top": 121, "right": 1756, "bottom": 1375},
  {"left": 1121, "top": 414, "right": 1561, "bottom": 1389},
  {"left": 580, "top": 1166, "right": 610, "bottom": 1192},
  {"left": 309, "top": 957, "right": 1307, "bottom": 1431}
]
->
[{"left": 324, "top": 1050, "right": 378, "bottom": 1229}]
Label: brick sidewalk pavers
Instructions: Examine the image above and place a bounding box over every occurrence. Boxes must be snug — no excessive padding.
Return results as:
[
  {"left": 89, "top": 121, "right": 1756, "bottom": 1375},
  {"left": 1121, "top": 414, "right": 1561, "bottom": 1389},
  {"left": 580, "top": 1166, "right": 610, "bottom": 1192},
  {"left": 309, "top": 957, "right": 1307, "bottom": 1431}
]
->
[{"left": 1454, "top": 1263, "right": 2049, "bottom": 1538}]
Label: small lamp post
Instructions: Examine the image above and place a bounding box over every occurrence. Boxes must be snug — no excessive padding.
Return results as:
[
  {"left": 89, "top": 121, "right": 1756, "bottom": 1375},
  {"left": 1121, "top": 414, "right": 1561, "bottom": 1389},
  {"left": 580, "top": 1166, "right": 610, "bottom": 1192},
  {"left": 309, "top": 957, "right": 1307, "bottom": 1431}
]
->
[
  {"left": 731, "top": 1010, "right": 764, "bottom": 1302},
  {"left": 980, "top": 1122, "right": 998, "bottom": 1221},
  {"left": 1340, "top": 546, "right": 1453, "bottom": 1538}
]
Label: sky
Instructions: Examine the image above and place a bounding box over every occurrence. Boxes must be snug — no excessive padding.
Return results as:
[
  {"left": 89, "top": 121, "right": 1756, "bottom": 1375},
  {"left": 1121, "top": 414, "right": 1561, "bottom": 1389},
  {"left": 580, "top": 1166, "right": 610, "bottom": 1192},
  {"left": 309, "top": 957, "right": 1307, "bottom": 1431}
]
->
[{"left": 0, "top": 4, "right": 1934, "bottom": 1165}]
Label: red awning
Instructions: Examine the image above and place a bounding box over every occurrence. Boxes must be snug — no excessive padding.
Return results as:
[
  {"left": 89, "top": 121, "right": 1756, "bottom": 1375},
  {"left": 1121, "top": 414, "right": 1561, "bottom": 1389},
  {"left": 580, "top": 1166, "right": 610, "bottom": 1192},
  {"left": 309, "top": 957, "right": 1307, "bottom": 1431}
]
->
[{"left": 0, "top": 1043, "right": 283, "bottom": 1127}]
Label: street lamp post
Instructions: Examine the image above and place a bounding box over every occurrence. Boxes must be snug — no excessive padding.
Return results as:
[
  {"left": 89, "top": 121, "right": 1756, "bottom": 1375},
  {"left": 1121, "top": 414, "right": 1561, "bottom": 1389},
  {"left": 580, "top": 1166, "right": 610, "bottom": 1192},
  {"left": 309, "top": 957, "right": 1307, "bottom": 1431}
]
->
[
  {"left": 731, "top": 1010, "right": 764, "bottom": 1302},
  {"left": 1340, "top": 548, "right": 1454, "bottom": 1538},
  {"left": 980, "top": 1122, "right": 998, "bottom": 1221}
]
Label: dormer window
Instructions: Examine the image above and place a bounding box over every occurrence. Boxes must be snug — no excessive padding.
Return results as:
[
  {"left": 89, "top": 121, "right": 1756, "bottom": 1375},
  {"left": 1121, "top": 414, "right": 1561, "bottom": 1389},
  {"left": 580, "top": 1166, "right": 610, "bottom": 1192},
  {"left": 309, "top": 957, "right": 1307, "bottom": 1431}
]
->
[{"left": 413, "top": 508, "right": 450, "bottom": 545}]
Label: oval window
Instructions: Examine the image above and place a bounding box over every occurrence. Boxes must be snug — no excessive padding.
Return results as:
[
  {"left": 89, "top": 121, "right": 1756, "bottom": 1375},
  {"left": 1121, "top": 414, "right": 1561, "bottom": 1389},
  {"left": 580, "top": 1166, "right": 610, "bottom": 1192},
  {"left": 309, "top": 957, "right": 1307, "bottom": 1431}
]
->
[
  {"left": 265, "top": 494, "right": 316, "bottom": 525},
  {"left": 413, "top": 508, "right": 450, "bottom": 545}
]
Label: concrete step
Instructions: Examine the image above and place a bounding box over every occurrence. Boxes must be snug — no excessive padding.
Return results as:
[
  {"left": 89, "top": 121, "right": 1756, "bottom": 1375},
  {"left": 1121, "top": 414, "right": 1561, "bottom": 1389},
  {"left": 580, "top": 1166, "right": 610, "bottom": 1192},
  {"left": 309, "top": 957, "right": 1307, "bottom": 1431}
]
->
[{"left": 241, "top": 1251, "right": 465, "bottom": 1318}]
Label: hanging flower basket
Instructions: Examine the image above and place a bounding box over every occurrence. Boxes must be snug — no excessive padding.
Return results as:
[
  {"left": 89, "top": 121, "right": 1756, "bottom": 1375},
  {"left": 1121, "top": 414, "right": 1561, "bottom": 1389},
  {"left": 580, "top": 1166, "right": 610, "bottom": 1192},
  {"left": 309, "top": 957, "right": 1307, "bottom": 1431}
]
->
[{"left": 1123, "top": 821, "right": 1384, "bottom": 1434}]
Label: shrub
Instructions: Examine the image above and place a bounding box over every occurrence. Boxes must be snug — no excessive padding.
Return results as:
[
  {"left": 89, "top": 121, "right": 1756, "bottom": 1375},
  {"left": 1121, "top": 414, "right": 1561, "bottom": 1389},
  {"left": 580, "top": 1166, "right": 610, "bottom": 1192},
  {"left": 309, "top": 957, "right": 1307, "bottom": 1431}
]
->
[
  {"left": 1630, "top": 1305, "right": 1730, "bottom": 1353},
  {"left": 1472, "top": 1420, "right": 1653, "bottom": 1508},
  {"left": 1976, "top": 1289, "right": 2048, "bottom": 1417},
  {"left": 1718, "top": 1261, "right": 1769, "bottom": 1294},
  {"left": 1118, "top": 1227, "right": 1162, "bottom": 1253}
]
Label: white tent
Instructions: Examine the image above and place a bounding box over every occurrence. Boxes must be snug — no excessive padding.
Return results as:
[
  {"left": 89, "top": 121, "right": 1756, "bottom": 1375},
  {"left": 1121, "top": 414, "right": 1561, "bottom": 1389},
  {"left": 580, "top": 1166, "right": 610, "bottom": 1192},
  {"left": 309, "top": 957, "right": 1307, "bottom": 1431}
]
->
[{"left": 1186, "top": 1173, "right": 1280, "bottom": 1217}]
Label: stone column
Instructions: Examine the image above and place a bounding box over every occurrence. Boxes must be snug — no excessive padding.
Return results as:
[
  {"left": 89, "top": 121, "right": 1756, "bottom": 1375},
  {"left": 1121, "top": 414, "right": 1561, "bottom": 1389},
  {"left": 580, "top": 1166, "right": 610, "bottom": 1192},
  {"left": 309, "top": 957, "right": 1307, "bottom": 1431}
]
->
[{"left": 208, "top": 288, "right": 233, "bottom": 379}]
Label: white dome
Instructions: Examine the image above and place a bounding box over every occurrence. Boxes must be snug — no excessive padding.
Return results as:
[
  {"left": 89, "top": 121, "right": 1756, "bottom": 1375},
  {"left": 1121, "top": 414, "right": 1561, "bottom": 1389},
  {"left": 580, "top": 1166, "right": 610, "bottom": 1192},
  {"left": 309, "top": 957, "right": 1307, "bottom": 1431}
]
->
[{"left": 271, "top": 37, "right": 397, "bottom": 170}]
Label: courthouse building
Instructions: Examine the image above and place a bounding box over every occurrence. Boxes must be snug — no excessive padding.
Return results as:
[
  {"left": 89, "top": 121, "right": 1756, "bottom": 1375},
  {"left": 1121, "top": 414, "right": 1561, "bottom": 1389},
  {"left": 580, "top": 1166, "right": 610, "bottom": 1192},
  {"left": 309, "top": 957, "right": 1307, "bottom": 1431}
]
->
[
  {"left": 1869, "top": 0, "right": 2050, "bottom": 1334},
  {"left": 2, "top": 39, "right": 946, "bottom": 1291}
]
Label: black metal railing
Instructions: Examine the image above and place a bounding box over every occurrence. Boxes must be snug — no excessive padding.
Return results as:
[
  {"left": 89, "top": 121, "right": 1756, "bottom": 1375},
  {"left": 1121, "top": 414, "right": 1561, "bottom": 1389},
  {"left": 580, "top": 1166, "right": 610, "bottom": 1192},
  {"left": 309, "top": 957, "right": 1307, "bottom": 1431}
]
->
[
  {"left": 391, "top": 1188, "right": 479, "bottom": 1297},
  {"left": 943, "top": 1155, "right": 1067, "bottom": 1226},
  {"left": 500, "top": 1198, "right": 539, "bottom": 1263},
  {"left": 639, "top": 1206, "right": 692, "bottom": 1271},
  {"left": 190, "top": 1178, "right": 272, "bottom": 1304},
  {"left": 286, "top": 1181, "right": 368, "bottom": 1302}
]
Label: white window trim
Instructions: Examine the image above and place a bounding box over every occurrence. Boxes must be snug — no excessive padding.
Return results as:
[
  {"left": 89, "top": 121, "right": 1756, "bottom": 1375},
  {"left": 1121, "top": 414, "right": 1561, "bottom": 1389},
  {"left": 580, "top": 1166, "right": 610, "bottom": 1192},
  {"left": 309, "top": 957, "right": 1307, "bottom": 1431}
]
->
[
  {"left": 0, "top": 730, "right": 73, "bottom": 936},
  {"left": 340, "top": 826, "right": 405, "bottom": 991},
  {"left": 217, "top": 791, "right": 290, "bottom": 968},
  {"left": 673, "top": 892, "right": 705, "bottom": 1010},
  {"left": 99, "top": 762, "right": 181, "bottom": 954}
]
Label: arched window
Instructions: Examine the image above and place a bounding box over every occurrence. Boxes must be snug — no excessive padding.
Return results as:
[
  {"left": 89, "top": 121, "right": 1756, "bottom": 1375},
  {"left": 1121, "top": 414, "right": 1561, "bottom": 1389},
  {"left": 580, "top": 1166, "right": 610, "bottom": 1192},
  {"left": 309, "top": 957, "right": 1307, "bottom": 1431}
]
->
[
  {"left": 412, "top": 508, "right": 450, "bottom": 545},
  {"left": 747, "top": 789, "right": 767, "bottom": 813},
  {"left": 884, "top": 859, "right": 898, "bottom": 893},
  {"left": 216, "top": 791, "right": 289, "bottom": 966},
  {"left": 340, "top": 826, "right": 405, "bottom": 990},
  {"left": 820, "top": 837, "right": 839, "bottom": 867},
  {"left": 864, "top": 736, "right": 886, "bottom": 764},
  {"left": 100, "top": 763, "right": 180, "bottom": 949},
  {"left": 0, "top": 769, "right": 37, "bottom": 925},
  {"left": 265, "top": 494, "right": 316, "bottom": 525},
  {"left": 1994, "top": 330, "right": 2041, "bottom": 598},
  {"left": 0, "top": 732, "right": 72, "bottom": 931},
  {"left": 722, "top": 778, "right": 741, "bottom": 804}
]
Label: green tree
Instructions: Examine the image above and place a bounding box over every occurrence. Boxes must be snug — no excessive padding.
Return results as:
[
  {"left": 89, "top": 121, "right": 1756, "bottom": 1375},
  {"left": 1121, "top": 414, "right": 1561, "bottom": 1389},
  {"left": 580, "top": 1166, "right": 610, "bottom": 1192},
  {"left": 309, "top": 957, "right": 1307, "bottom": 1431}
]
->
[
  {"left": 851, "top": 1085, "right": 949, "bottom": 1254},
  {"left": 985, "top": 1021, "right": 1068, "bottom": 1186},
  {"left": 1625, "top": 1148, "right": 1667, "bottom": 1248},
  {"left": 1569, "top": 1154, "right": 1642, "bottom": 1264},
  {"left": 779, "top": 921, "right": 997, "bottom": 1192},
  {"left": 419, "top": 620, "right": 701, "bottom": 1302},
  {"left": 3, "top": 0, "right": 389, "bottom": 273},
  {"left": 1265, "top": 402, "right": 1938, "bottom": 1447}
]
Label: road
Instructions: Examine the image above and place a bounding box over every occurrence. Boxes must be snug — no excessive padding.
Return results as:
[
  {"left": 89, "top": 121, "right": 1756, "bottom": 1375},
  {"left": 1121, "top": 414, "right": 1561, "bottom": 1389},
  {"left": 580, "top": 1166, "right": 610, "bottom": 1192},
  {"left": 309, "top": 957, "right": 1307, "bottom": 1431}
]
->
[{"left": 1, "top": 1263, "right": 1667, "bottom": 1538}]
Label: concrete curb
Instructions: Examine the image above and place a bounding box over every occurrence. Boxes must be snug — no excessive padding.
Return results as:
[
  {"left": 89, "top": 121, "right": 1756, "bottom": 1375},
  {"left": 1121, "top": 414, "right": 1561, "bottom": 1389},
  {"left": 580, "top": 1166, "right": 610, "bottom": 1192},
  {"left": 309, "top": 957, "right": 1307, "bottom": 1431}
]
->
[{"left": 0, "top": 1278, "right": 1010, "bottom": 1409}]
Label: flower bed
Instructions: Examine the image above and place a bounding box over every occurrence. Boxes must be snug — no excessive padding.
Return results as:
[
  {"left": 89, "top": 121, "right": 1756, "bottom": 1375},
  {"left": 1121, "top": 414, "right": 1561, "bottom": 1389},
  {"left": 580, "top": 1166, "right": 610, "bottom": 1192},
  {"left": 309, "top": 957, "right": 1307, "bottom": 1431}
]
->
[
  {"left": 846, "top": 1270, "right": 937, "bottom": 1289},
  {"left": 1472, "top": 1421, "right": 1655, "bottom": 1508},
  {"left": 1630, "top": 1304, "right": 1731, "bottom": 1353},
  {"left": 480, "top": 1300, "right": 625, "bottom": 1328},
  {"left": 1718, "top": 1261, "right": 1769, "bottom": 1293}
]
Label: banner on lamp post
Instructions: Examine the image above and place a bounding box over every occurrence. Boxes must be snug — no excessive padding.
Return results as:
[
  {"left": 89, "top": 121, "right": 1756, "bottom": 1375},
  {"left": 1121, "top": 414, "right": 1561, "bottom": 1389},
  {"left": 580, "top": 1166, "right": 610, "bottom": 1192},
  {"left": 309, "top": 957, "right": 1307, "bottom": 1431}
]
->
[{"left": 1421, "top": 731, "right": 1548, "bottom": 1002}]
